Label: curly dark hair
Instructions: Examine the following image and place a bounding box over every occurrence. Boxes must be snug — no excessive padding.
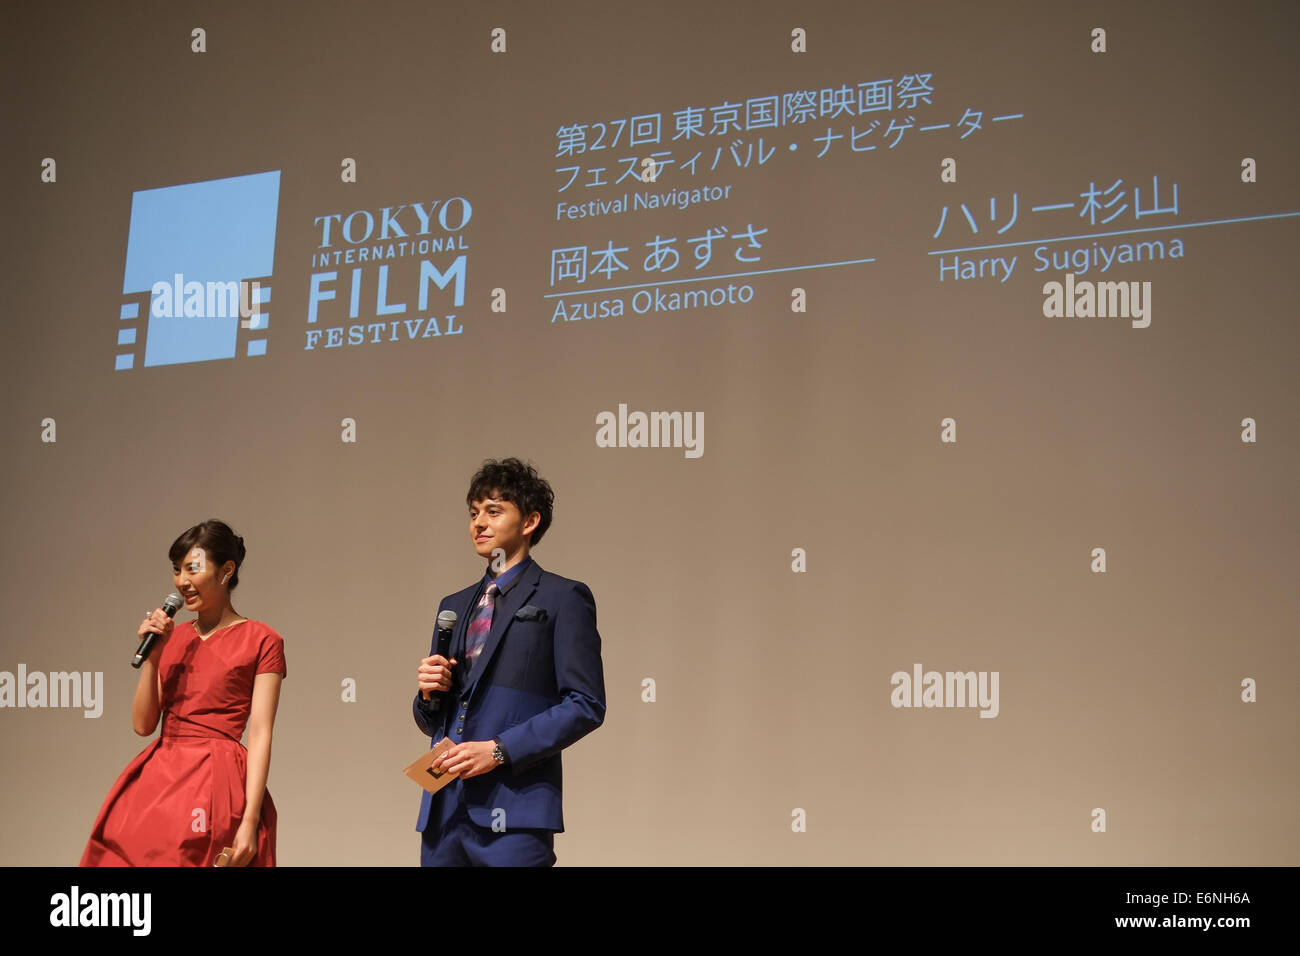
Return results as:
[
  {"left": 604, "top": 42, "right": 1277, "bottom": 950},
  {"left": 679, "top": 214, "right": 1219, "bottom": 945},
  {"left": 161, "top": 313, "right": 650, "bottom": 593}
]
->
[
  {"left": 466, "top": 458, "right": 555, "bottom": 547},
  {"left": 168, "top": 520, "right": 247, "bottom": 589}
]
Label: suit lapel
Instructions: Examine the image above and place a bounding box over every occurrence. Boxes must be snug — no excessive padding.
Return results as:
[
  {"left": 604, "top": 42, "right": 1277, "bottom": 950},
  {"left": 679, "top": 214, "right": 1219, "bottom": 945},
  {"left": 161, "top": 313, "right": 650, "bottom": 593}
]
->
[{"left": 465, "top": 560, "right": 543, "bottom": 699}]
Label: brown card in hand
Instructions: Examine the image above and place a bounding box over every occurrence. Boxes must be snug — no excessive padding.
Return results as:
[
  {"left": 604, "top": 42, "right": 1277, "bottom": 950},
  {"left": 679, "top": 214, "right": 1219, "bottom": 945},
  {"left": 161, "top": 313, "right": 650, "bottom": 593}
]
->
[
  {"left": 403, "top": 738, "right": 460, "bottom": 795},
  {"left": 213, "top": 846, "right": 235, "bottom": 867}
]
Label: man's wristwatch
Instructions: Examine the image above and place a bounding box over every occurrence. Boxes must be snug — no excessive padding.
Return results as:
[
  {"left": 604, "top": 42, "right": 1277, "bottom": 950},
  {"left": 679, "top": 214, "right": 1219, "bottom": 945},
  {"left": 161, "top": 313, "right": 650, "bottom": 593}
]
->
[{"left": 491, "top": 738, "right": 507, "bottom": 765}]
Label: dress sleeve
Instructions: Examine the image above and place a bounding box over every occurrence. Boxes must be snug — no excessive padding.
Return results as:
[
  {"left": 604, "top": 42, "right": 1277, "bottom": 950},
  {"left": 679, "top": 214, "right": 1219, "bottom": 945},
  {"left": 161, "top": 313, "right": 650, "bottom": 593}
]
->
[{"left": 255, "top": 626, "right": 287, "bottom": 679}]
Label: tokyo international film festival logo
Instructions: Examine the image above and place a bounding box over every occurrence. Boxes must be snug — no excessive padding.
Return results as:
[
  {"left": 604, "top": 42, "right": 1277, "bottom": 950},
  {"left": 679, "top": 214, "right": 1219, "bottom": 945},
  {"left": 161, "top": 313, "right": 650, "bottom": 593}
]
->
[{"left": 116, "top": 170, "right": 281, "bottom": 370}]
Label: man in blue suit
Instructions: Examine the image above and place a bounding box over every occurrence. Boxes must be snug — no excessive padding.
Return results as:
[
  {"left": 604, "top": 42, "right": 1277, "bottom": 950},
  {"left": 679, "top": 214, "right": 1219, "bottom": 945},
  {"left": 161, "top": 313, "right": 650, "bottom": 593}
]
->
[{"left": 413, "top": 458, "right": 606, "bottom": 866}]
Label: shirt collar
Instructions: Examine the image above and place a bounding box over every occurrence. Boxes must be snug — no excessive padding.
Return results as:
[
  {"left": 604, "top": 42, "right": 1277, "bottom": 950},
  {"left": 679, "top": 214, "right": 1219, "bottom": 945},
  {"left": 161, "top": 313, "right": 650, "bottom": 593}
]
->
[{"left": 483, "top": 554, "right": 532, "bottom": 594}]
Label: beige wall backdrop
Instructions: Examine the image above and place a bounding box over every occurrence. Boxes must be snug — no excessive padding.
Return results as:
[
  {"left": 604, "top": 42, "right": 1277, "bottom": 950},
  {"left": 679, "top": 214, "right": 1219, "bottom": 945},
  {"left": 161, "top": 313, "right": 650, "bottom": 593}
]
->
[{"left": 1, "top": 0, "right": 1297, "bottom": 865}]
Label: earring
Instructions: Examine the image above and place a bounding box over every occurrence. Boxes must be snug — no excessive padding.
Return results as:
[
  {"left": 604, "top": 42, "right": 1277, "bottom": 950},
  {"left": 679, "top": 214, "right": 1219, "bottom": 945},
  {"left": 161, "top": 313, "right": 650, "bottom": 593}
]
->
[{"left": 222, "top": 574, "right": 231, "bottom": 586}]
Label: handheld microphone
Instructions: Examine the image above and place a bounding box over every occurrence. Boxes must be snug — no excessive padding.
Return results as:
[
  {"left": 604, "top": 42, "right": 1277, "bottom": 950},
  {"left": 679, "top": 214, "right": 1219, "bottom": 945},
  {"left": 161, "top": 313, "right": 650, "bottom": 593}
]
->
[
  {"left": 427, "top": 609, "right": 458, "bottom": 713},
  {"left": 131, "top": 593, "right": 184, "bottom": 668}
]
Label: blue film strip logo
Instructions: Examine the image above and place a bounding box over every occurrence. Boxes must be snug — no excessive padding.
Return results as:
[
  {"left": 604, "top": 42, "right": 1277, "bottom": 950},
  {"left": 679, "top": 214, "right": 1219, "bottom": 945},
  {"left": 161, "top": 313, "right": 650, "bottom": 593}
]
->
[{"left": 117, "top": 170, "right": 281, "bottom": 370}]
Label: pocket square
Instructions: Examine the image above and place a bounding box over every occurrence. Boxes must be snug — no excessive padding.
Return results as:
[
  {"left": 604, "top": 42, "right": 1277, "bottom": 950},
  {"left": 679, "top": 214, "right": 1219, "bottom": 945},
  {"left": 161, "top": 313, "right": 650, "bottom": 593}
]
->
[{"left": 514, "top": 604, "right": 548, "bottom": 622}]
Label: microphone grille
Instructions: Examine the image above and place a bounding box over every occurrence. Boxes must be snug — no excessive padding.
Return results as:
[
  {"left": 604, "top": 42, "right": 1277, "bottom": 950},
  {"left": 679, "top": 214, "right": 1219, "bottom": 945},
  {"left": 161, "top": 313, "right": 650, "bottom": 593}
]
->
[
  {"left": 163, "top": 593, "right": 184, "bottom": 614},
  {"left": 436, "top": 610, "right": 457, "bottom": 630}
]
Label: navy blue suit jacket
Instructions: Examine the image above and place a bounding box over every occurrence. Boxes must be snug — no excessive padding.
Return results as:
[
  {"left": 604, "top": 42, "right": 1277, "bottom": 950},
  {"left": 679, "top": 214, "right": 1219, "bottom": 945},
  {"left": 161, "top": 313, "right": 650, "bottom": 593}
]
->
[{"left": 413, "top": 559, "right": 606, "bottom": 833}]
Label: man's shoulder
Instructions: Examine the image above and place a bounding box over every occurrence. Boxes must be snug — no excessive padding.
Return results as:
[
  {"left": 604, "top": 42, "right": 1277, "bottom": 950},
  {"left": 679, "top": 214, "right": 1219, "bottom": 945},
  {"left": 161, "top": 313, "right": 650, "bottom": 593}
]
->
[
  {"left": 532, "top": 563, "right": 593, "bottom": 596},
  {"left": 438, "top": 578, "right": 483, "bottom": 608}
]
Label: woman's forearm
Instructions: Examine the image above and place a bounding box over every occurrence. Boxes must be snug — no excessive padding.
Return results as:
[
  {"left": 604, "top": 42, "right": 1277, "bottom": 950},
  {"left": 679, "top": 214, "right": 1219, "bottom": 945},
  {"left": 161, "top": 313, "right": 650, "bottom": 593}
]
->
[
  {"left": 241, "top": 672, "right": 282, "bottom": 828},
  {"left": 130, "top": 661, "right": 161, "bottom": 735},
  {"left": 242, "top": 729, "right": 272, "bottom": 824}
]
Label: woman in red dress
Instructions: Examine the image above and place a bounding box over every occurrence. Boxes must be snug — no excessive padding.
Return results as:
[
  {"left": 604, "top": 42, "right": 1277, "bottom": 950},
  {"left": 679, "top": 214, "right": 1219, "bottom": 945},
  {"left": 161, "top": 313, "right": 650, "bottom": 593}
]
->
[{"left": 81, "top": 520, "right": 286, "bottom": 866}]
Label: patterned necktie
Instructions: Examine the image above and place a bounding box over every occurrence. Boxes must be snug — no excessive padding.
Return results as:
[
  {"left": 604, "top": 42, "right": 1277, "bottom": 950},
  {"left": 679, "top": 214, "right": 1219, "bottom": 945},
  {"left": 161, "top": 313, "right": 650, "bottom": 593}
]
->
[{"left": 463, "top": 581, "right": 498, "bottom": 677}]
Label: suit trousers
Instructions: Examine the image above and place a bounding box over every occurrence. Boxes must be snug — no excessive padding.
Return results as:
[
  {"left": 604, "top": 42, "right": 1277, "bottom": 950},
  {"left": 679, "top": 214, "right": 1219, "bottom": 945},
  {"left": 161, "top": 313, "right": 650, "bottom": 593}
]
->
[{"left": 420, "top": 804, "right": 556, "bottom": 867}]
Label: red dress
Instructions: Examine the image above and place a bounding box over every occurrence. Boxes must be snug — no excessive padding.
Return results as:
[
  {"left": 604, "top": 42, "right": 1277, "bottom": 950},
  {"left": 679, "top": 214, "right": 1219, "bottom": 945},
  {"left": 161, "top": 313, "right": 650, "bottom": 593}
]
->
[{"left": 81, "top": 619, "right": 286, "bottom": 866}]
